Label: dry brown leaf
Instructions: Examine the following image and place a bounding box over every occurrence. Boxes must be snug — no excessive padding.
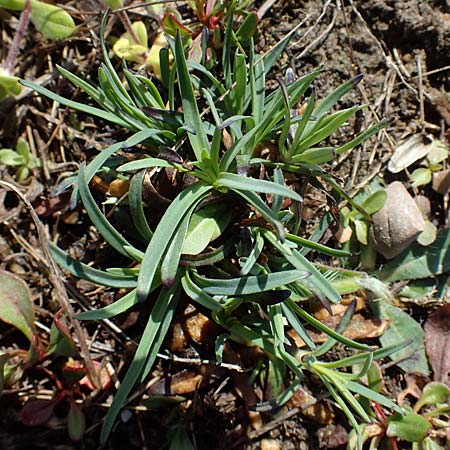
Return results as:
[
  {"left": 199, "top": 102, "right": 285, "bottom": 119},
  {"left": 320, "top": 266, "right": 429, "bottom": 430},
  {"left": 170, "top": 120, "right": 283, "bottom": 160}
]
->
[
  {"left": 261, "top": 439, "right": 281, "bottom": 450},
  {"left": 149, "top": 370, "right": 204, "bottom": 395},
  {"left": 397, "top": 373, "right": 430, "bottom": 406},
  {"left": 288, "top": 314, "right": 388, "bottom": 348},
  {"left": 388, "top": 134, "right": 433, "bottom": 173},
  {"left": 185, "top": 310, "right": 219, "bottom": 346},
  {"left": 108, "top": 179, "right": 130, "bottom": 197},
  {"left": 288, "top": 386, "right": 335, "bottom": 424},
  {"left": 424, "top": 304, "right": 450, "bottom": 382},
  {"left": 312, "top": 294, "right": 366, "bottom": 320},
  {"left": 334, "top": 225, "right": 353, "bottom": 244}
]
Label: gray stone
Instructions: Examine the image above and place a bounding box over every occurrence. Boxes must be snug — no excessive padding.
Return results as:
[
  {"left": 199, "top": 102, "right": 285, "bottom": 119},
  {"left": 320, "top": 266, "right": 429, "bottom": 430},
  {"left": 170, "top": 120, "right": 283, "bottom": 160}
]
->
[{"left": 370, "top": 182, "right": 425, "bottom": 259}]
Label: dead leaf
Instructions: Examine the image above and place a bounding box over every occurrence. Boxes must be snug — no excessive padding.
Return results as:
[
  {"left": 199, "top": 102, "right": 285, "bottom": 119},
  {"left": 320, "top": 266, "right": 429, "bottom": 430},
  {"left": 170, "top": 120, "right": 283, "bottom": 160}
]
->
[
  {"left": 397, "top": 373, "right": 430, "bottom": 406},
  {"left": 185, "top": 310, "right": 220, "bottom": 346},
  {"left": 149, "top": 370, "right": 204, "bottom": 395},
  {"left": 424, "top": 304, "right": 450, "bottom": 382},
  {"left": 370, "top": 182, "right": 425, "bottom": 259},
  {"left": 388, "top": 134, "right": 433, "bottom": 173},
  {"left": 288, "top": 386, "right": 335, "bottom": 424},
  {"left": 288, "top": 314, "right": 388, "bottom": 348},
  {"left": 261, "top": 439, "right": 281, "bottom": 450},
  {"left": 108, "top": 179, "right": 130, "bottom": 197},
  {"left": 78, "top": 361, "right": 112, "bottom": 391},
  {"left": 312, "top": 294, "right": 366, "bottom": 320},
  {"left": 169, "top": 322, "right": 188, "bottom": 352}
]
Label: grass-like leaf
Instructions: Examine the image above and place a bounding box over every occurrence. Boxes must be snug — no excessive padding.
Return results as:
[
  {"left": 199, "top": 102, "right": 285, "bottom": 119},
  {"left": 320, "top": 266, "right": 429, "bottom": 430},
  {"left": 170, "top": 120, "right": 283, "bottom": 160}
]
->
[
  {"left": 20, "top": 79, "right": 129, "bottom": 128},
  {"left": 118, "top": 157, "right": 178, "bottom": 172},
  {"left": 286, "top": 299, "right": 370, "bottom": 350},
  {"left": 78, "top": 162, "right": 143, "bottom": 261},
  {"left": 215, "top": 173, "right": 302, "bottom": 202},
  {"left": 174, "top": 31, "right": 209, "bottom": 160},
  {"left": 128, "top": 171, "right": 153, "bottom": 241},
  {"left": 137, "top": 183, "right": 212, "bottom": 302},
  {"left": 264, "top": 230, "right": 341, "bottom": 303},
  {"left": 100, "top": 283, "right": 180, "bottom": 443},
  {"left": 192, "top": 269, "right": 308, "bottom": 296},
  {"left": 76, "top": 289, "right": 138, "bottom": 320},
  {"left": 181, "top": 270, "right": 223, "bottom": 312},
  {"left": 49, "top": 243, "right": 137, "bottom": 288}
]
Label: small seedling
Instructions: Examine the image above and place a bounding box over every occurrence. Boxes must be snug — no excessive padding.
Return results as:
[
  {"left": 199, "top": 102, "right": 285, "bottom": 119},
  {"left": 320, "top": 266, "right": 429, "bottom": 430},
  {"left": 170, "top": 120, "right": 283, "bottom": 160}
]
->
[{"left": 0, "top": 137, "right": 40, "bottom": 181}]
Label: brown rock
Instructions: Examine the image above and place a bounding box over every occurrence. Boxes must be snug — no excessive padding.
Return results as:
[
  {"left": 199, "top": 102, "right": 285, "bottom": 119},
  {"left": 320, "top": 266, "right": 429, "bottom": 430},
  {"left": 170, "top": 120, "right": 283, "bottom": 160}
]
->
[
  {"left": 432, "top": 169, "right": 450, "bottom": 195},
  {"left": 370, "top": 182, "right": 425, "bottom": 259}
]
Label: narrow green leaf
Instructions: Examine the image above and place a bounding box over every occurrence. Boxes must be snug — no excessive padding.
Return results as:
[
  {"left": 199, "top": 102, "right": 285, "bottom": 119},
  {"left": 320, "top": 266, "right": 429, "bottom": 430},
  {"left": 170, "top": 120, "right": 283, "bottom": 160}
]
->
[
  {"left": 286, "top": 299, "right": 370, "bottom": 350},
  {"left": 181, "top": 271, "right": 222, "bottom": 312},
  {"left": 233, "top": 189, "right": 285, "bottom": 240},
  {"left": 192, "top": 269, "right": 308, "bottom": 296},
  {"left": 76, "top": 290, "right": 138, "bottom": 320},
  {"left": 57, "top": 65, "right": 112, "bottom": 110},
  {"left": 286, "top": 233, "right": 351, "bottom": 257},
  {"left": 161, "top": 211, "right": 191, "bottom": 287},
  {"left": 334, "top": 119, "right": 390, "bottom": 156},
  {"left": 20, "top": 80, "right": 129, "bottom": 128},
  {"left": 128, "top": 171, "right": 153, "bottom": 241},
  {"left": 174, "top": 31, "right": 209, "bottom": 159},
  {"left": 264, "top": 230, "right": 341, "bottom": 303},
  {"left": 235, "top": 12, "right": 258, "bottom": 41},
  {"left": 216, "top": 173, "right": 302, "bottom": 202},
  {"left": 240, "top": 231, "right": 264, "bottom": 276},
  {"left": 289, "top": 91, "right": 316, "bottom": 152},
  {"left": 304, "top": 74, "right": 362, "bottom": 136},
  {"left": 50, "top": 243, "right": 138, "bottom": 288},
  {"left": 78, "top": 163, "right": 143, "bottom": 260},
  {"left": 100, "top": 284, "right": 180, "bottom": 443},
  {"left": 299, "top": 106, "right": 363, "bottom": 151},
  {"left": 250, "top": 43, "right": 265, "bottom": 126},
  {"left": 320, "top": 341, "right": 410, "bottom": 369},
  {"left": 281, "top": 302, "right": 316, "bottom": 350},
  {"left": 232, "top": 52, "right": 247, "bottom": 115},
  {"left": 118, "top": 157, "right": 176, "bottom": 172},
  {"left": 137, "top": 183, "right": 212, "bottom": 302}
]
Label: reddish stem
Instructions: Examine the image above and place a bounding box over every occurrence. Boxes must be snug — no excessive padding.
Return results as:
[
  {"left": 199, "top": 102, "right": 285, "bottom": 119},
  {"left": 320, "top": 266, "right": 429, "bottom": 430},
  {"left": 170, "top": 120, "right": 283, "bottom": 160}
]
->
[
  {"left": 118, "top": 10, "right": 141, "bottom": 45},
  {"left": 4, "top": 0, "right": 31, "bottom": 73}
]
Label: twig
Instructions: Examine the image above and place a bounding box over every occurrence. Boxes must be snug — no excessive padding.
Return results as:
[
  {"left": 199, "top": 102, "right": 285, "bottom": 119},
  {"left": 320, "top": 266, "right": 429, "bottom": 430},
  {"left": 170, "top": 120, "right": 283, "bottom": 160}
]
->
[
  {"left": 417, "top": 55, "right": 425, "bottom": 129},
  {"left": 294, "top": 7, "right": 337, "bottom": 61},
  {"left": 3, "top": 0, "right": 31, "bottom": 73},
  {"left": 257, "top": 0, "right": 278, "bottom": 19},
  {"left": 157, "top": 352, "right": 245, "bottom": 372}
]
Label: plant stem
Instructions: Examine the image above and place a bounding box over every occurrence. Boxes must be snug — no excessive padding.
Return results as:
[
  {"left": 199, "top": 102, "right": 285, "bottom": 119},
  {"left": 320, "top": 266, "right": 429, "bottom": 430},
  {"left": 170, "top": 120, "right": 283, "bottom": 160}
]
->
[
  {"left": 4, "top": 0, "right": 31, "bottom": 73},
  {"left": 117, "top": 10, "right": 141, "bottom": 45}
]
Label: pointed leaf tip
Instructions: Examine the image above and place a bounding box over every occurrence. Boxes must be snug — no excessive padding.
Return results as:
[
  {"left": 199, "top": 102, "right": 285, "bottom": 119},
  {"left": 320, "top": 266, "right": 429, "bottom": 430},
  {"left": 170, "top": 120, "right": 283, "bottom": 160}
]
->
[{"left": 352, "top": 74, "right": 364, "bottom": 86}]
